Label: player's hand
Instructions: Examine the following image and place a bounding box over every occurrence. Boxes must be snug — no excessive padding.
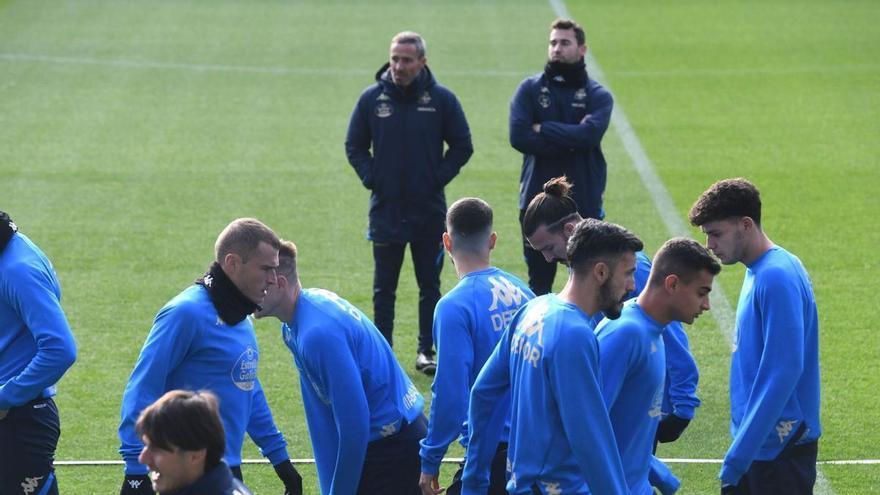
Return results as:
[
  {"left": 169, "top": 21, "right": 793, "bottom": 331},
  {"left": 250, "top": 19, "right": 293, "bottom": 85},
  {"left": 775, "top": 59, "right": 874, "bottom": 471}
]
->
[
  {"left": 656, "top": 414, "right": 691, "bottom": 443},
  {"left": 120, "top": 474, "right": 154, "bottom": 495},
  {"left": 273, "top": 460, "right": 303, "bottom": 495},
  {"left": 419, "top": 472, "right": 445, "bottom": 495},
  {"left": 0, "top": 409, "right": 7, "bottom": 420}
]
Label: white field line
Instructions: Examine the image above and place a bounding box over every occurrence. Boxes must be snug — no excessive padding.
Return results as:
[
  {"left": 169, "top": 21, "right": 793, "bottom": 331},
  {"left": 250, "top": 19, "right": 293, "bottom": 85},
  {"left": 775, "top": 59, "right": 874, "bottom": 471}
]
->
[
  {"left": 0, "top": 52, "right": 523, "bottom": 78},
  {"left": 547, "top": 0, "right": 837, "bottom": 493},
  {"left": 55, "top": 458, "right": 880, "bottom": 466}
]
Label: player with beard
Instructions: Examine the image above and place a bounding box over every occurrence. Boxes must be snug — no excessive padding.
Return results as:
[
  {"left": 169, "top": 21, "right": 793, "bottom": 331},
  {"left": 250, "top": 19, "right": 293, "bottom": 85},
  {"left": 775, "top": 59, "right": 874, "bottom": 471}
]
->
[
  {"left": 461, "top": 219, "right": 640, "bottom": 495},
  {"left": 523, "top": 176, "right": 703, "bottom": 493},
  {"left": 594, "top": 238, "right": 720, "bottom": 494},
  {"left": 510, "top": 18, "right": 613, "bottom": 296},
  {"left": 118, "top": 218, "right": 302, "bottom": 495}
]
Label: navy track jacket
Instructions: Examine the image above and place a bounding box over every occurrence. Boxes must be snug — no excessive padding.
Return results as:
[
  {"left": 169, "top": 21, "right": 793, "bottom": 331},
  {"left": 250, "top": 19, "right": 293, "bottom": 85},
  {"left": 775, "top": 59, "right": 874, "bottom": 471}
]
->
[{"left": 346, "top": 64, "right": 473, "bottom": 243}]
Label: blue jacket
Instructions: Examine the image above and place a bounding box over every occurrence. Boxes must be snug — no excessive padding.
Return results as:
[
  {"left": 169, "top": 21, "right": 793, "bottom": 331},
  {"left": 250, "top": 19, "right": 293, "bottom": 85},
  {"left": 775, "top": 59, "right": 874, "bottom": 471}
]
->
[
  {"left": 171, "top": 462, "right": 253, "bottom": 495},
  {"left": 0, "top": 233, "right": 77, "bottom": 409},
  {"left": 462, "top": 295, "right": 627, "bottom": 495},
  {"left": 420, "top": 267, "right": 534, "bottom": 475},
  {"left": 282, "top": 288, "right": 424, "bottom": 495},
  {"left": 596, "top": 301, "right": 667, "bottom": 495},
  {"left": 346, "top": 64, "right": 473, "bottom": 243},
  {"left": 509, "top": 72, "right": 612, "bottom": 219},
  {"left": 721, "top": 246, "right": 821, "bottom": 486},
  {"left": 118, "top": 285, "right": 289, "bottom": 474}
]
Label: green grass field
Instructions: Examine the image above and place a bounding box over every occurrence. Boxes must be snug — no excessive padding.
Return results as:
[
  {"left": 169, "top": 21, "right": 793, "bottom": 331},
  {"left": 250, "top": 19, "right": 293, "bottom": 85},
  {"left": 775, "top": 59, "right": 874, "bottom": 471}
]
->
[{"left": 2, "top": 0, "right": 878, "bottom": 493}]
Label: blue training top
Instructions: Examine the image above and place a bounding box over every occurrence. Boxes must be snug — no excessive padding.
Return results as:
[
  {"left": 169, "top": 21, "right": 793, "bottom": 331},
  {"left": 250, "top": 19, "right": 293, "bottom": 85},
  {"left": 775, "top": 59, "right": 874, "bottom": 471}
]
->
[
  {"left": 118, "top": 285, "right": 289, "bottom": 473},
  {"left": 721, "top": 246, "right": 821, "bottom": 485},
  {"left": 0, "top": 233, "right": 77, "bottom": 409},
  {"left": 420, "top": 267, "right": 534, "bottom": 475},
  {"left": 283, "top": 288, "right": 424, "bottom": 495},
  {"left": 596, "top": 301, "right": 667, "bottom": 495},
  {"left": 462, "top": 294, "right": 627, "bottom": 495}
]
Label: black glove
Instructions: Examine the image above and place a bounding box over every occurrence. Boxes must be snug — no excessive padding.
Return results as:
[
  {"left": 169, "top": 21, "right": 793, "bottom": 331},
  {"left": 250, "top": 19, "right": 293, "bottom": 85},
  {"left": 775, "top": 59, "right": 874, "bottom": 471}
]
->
[
  {"left": 120, "top": 474, "right": 154, "bottom": 495},
  {"left": 274, "top": 460, "right": 303, "bottom": 495},
  {"left": 721, "top": 482, "right": 737, "bottom": 494},
  {"left": 656, "top": 414, "right": 691, "bottom": 443}
]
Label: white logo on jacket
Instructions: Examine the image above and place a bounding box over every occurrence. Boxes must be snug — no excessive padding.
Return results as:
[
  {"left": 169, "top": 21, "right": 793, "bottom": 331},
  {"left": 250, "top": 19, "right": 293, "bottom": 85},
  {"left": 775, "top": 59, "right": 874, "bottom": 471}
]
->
[
  {"left": 21, "top": 476, "right": 43, "bottom": 494},
  {"left": 777, "top": 420, "right": 797, "bottom": 443},
  {"left": 231, "top": 346, "right": 258, "bottom": 391}
]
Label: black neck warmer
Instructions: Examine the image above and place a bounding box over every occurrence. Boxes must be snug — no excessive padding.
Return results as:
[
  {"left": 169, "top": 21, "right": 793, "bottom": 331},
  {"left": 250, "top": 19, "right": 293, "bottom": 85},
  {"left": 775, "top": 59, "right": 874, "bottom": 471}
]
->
[
  {"left": 0, "top": 211, "right": 17, "bottom": 254},
  {"left": 544, "top": 59, "right": 588, "bottom": 88},
  {"left": 195, "top": 262, "right": 260, "bottom": 325}
]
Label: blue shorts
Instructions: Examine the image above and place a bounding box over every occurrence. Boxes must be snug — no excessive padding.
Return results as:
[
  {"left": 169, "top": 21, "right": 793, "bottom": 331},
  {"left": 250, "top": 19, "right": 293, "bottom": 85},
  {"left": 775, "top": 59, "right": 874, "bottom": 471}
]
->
[{"left": 0, "top": 397, "right": 60, "bottom": 495}]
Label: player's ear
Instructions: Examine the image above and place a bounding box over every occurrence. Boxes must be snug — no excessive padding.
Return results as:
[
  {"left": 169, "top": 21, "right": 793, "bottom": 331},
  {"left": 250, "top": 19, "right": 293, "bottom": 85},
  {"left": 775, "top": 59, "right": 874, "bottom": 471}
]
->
[
  {"left": 442, "top": 232, "right": 453, "bottom": 253},
  {"left": 593, "top": 261, "right": 609, "bottom": 283},
  {"left": 223, "top": 252, "right": 241, "bottom": 272},
  {"left": 664, "top": 274, "right": 679, "bottom": 292},
  {"left": 488, "top": 232, "right": 497, "bottom": 251}
]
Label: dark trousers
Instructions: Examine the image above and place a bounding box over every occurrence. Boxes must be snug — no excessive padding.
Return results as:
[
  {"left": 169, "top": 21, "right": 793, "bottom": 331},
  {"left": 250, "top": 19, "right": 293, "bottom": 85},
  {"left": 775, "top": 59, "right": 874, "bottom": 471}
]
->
[
  {"left": 519, "top": 210, "right": 557, "bottom": 296},
  {"left": 731, "top": 442, "right": 818, "bottom": 495},
  {"left": 0, "top": 397, "right": 60, "bottom": 495},
  {"left": 446, "top": 442, "right": 508, "bottom": 495},
  {"left": 357, "top": 415, "right": 427, "bottom": 495},
  {"left": 373, "top": 240, "right": 443, "bottom": 354}
]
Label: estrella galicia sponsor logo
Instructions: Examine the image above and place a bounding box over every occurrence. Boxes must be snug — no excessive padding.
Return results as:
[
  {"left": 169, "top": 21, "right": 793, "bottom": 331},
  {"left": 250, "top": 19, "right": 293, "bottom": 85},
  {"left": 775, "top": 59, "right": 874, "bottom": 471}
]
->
[
  {"left": 538, "top": 94, "right": 551, "bottom": 109},
  {"left": 375, "top": 102, "right": 393, "bottom": 118},
  {"left": 776, "top": 419, "right": 797, "bottom": 443},
  {"left": 231, "top": 346, "right": 258, "bottom": 391},
  {"left": 488, "top": 276, "right": 528, "bottom": 331},
  {"left": 511, "top": 299, "right": 549, "bottom": 368}
]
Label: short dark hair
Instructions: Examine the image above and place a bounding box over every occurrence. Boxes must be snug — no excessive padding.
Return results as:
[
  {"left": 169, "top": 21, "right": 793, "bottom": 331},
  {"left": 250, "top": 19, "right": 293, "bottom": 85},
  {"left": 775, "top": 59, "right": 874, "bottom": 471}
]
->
[
  {"left": 649, "top": 237, "right": 721, "bottom": 287},
  {"left": 567, "top": 219, "right": 643, "bottom": 275},
  {"left": 391, "top": 31, "right": 426, "bottom": 58},
  {"left": 447, "top": 197, "right": 493, "bottom": 255},
  {"left": 688, "top": 178, "right": 762, "bottom": 227},
  {"left": 136, "top": 390, "right": 225, "bottom": 472},
  {"left": 522, "top": 176, "right": 580, "bottom": 237},
  {"left": 215, "top": 218, "right": 281, "bottom": 263},
  {"left": 276, "top": 240, "right": 298, "bottom": 280},
  {"left": 550, "top": 18, "right": 586, "bottom": 46}
]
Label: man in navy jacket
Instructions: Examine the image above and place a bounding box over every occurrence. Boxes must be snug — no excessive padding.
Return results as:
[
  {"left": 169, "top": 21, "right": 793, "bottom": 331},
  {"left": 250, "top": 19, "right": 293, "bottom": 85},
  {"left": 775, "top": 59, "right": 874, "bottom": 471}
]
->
[
  {"left": 346, "top": 31, "right": 473, "bottom": 374},
  {"left": 510, "top": 18, "right": 613, "bottom": 296}
]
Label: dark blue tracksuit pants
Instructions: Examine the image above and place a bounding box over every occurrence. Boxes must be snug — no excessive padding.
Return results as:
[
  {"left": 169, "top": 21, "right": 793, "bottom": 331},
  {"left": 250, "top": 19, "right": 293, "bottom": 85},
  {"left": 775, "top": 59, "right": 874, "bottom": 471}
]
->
[{"left": 0, "top": 397, "right": 60, "bottom": 495}]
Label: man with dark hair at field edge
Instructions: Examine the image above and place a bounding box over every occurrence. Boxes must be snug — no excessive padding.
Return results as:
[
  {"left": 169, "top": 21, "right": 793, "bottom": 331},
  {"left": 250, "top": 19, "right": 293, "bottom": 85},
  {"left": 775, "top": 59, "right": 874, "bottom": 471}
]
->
[
  {"left": 689, "top": 178, "right": 821, "bottom": 494},
  {"left": 511, "top": 18, "right": 613, "bottom": 296},
  {"left": 118, "top": 218, "right": 302, "bottom": 495},
  {"left": 523, "top": 177, "right": 702, "bottom": 494},
  {"left": 461, "top": 219, "right": 641, "bottom": 495},
  {"left": 418, "top": 198, "right": 534, "bottom": 495},
  {"left": 136, "top": 390, "right": 252, "bottom": 495},
  {"left": 346, "top": 30, "right": 474, "bottom": 376},
  {"left": 0, "top": 211, "right": 78, "bottom": 495},
  {"left": 595, "top": 238, "right": 720, "bottom": 495},
  {"left": 255, "top": 240, "right": 426, "bottom": 495}
]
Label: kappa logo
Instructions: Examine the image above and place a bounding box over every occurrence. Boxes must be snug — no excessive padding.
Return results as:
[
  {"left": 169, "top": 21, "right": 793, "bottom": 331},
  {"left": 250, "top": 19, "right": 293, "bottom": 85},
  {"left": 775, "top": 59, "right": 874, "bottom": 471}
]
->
[
  {"left": 540, "top": 481, "right": 562, "bottom": 495},
  {"left": 776, "top": 420, "right": 797, "bottom": 443},
  {"left": 380, "top": 422, "right": 398, "bottom": 437},
  {"left": 574, "top": 88, "right": 587, "bottom": 100},
  {"left": 540, "top": 86, "right": 549, "bottom": 93},
  {"left": 488, "top": 276, "right": 526, "bottom": 311},
  {"left": 203, "top": 274, "right": 213, "bottom": 287},
  {"left": 21, "top": 476, "right": 43, "bottom": 494},
  {"left": 128, "top": 479, "right": 143, "bottom": 489},
  {"left": 376, "top": 93, "right": 390, "bottom": 101},
  {"left": 9, "top": 221, "right": 17, "bottom": 232},
  {"left": 419, "top": 91, "right": 432, "bottom": 105}
]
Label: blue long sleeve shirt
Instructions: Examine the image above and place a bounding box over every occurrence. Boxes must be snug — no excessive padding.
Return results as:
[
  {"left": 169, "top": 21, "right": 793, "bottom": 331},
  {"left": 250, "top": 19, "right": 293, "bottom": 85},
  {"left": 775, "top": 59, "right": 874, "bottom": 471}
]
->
[
  {"left": 509, "top": 73, "right": 612, "bottom": 219},
  {"left": 0, "top": 233, "right": 77, "bottom": 409},
  {"left": 283, "top": 288, "right": 424, "bottom": 495},
  {"left": 462, "top": 295, "right": 627, "bottom": 495},
  {"left": 118, "top": 285, "right": 289, "bottom": 474},
  {"left": 595, "top": 302, "right": 667, "bottom": 495},
  {"left": 721, "top": 246, "right": 821, "bottom": 485},
  {"left": 420, "top": 267, "right": 534, "bottom": 475}
]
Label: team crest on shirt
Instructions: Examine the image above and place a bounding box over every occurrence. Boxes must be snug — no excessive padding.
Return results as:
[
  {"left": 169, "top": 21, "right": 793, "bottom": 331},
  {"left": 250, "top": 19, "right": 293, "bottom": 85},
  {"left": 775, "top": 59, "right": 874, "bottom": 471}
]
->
[
  {"left": 574, "top": 88, "right": 587, "bottom": 100},
  {"left": 538, "top": 94, "right": 551, "bottom": 109},
  {"left": 375, "top": 102, "right": 394, "bottom": 118},
  {"left": 419, "top": 91, "right": 432, "bottom": 105},
  {"left": 231, "top": 346, "right": 258, "bottom": 391}
]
